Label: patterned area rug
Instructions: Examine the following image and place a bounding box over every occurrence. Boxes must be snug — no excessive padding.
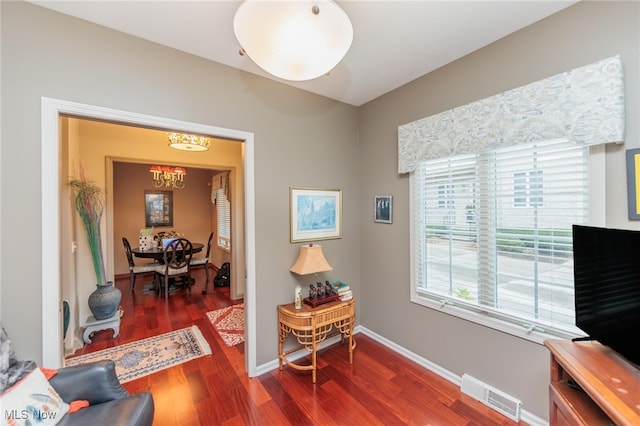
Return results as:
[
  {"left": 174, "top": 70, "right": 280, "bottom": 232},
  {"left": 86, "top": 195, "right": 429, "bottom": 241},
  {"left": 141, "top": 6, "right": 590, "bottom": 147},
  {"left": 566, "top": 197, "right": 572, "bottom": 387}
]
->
[
  {"left": 65, "top": 325, "right": 211, "bottom": 383},
  {"left": 206, "top": 304, "right": 244, "bottom": 347}
]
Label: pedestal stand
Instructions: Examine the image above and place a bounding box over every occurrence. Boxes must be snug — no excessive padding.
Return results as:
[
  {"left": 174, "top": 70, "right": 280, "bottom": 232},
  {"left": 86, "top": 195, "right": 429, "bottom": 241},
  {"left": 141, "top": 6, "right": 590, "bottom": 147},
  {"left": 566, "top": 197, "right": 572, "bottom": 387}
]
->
[{"left": 82, "top": 312, "right": 120, "bottom": 344}]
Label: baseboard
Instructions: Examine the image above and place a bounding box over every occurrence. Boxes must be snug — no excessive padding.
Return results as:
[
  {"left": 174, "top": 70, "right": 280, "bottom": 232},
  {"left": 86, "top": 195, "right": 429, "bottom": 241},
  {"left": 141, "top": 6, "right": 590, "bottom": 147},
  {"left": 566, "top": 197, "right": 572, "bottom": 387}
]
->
[
  {"left": 356, "top": 326, "right": 461, "bottom": 384},
  {"left": 256, "top": 325, "right": 547, "bottom": 426}
]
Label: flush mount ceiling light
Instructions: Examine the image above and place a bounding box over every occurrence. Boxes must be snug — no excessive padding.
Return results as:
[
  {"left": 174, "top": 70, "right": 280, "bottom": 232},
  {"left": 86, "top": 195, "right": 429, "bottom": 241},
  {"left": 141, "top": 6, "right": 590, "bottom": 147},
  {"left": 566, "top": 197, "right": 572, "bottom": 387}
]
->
[
  {"left": 233, "top": 0, "right": 353, "bottom": 82},
  {"left": 166, "top": 132, "right": 211, "bottom": 151}
]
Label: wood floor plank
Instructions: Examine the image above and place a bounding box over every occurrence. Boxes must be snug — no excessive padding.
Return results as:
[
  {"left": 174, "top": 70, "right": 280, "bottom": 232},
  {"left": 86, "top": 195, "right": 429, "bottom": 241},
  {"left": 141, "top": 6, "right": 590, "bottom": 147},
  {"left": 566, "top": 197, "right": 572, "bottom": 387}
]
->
[{"left": 68, "top": 269, "right": 528, "bottom": 425}]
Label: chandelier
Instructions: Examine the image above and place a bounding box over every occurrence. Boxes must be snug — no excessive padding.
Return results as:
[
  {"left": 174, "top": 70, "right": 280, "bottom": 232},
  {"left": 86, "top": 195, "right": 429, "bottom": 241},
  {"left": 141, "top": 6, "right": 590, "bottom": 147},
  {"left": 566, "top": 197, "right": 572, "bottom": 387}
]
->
[
  {"left": 166, "top": 132, "right": 210, "bottom": 151},
  {"left": 233, "top": 0, "right": 353, "bottom": 81},
  {"left": 150, "top": 165, "right": 186, "bottom": 189}
]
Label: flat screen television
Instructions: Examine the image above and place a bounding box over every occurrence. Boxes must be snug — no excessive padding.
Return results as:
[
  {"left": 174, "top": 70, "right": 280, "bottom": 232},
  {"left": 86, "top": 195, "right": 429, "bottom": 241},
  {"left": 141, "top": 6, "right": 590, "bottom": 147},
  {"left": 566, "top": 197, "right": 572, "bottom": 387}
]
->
[{"left": 572, "top": 224, "right": 640, "bottom": 366}]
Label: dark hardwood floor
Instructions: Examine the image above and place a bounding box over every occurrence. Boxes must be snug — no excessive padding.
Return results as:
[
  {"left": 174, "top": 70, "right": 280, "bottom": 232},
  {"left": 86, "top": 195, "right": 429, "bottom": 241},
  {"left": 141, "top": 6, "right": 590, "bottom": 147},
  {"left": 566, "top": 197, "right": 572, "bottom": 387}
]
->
[{"left": 68, "top": 268, "right": 528, "bottom": 426}]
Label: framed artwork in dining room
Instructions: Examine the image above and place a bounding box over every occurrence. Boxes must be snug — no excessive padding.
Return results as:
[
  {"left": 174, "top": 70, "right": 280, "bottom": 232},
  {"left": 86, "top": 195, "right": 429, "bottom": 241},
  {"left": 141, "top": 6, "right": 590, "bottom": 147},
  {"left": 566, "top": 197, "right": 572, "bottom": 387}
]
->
[
  {"left": 290, "top": 187, "right": 342, "bottom": 243},
  {"left": 374, "top": 195, "right": 392, "bottom": 224},
  {"left": 145, "top": 190, "right": 173, "bottom": 227}
]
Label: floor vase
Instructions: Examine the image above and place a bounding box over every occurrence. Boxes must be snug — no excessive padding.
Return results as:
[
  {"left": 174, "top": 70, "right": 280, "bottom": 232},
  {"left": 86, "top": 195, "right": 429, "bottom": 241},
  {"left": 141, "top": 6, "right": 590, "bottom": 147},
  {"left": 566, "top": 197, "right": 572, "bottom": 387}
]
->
[{"left": 88, "top": 282, "right": 122, "bottom": 320}]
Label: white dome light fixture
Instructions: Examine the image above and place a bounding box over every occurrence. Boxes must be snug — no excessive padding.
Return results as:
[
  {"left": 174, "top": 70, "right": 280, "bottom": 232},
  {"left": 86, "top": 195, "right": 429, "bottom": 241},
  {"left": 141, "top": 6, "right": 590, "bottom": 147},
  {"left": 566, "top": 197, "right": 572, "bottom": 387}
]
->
[{"left": 233, "top": 0, "right": 353, "bottom": 82}]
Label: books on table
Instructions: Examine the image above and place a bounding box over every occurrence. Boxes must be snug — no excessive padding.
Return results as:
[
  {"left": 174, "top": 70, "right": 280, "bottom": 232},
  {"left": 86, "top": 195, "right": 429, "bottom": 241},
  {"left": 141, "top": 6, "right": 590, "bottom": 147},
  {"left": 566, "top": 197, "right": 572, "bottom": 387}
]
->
[
  {"left": 331, "top": 280, "right": 352, "bottom": 301},
  {"left": 339, "top": 290, "right": 353, "bottom": 301}
]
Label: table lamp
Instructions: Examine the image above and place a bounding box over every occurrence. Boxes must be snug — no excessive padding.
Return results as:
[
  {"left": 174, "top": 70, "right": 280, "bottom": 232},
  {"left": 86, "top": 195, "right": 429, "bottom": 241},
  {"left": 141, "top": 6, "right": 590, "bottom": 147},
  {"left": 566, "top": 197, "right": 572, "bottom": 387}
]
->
[{"left": 290, "top": 243, "right": 333, "bottom": 308}]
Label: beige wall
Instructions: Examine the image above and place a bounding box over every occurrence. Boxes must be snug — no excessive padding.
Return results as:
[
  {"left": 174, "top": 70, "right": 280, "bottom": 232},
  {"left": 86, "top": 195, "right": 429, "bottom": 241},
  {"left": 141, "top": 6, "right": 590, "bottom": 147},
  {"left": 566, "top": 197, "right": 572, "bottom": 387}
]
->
[
  {"left": 2, "top": 1, "right": 638, "bottom": 422},
  {"left": 357, "top": 1, "right": 639, "bottom": 420}
]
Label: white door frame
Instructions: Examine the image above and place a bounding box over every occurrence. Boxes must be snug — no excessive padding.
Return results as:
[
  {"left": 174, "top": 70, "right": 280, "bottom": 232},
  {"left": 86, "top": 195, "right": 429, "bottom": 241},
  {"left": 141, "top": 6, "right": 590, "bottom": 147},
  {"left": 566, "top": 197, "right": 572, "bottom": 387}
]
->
[{"left": 41, "top": 97, "right": 257, "bottom": 376}]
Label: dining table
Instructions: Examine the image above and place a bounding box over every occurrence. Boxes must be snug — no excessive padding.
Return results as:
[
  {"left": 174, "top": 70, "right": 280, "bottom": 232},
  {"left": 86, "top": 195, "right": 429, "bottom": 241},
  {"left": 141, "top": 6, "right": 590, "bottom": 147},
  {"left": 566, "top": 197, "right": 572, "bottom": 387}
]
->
[
  {"left": 131, "top": 242, "right": 204, "bottom": 262},
  {"left": 131, "top": 242, "right": 204, "bottom": 293}
]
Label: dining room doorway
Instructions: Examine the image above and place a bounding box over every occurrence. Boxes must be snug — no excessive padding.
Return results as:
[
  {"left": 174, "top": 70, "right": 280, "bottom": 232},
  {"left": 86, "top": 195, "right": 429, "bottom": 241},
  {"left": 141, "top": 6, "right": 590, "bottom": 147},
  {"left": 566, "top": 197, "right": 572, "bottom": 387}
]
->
[
  {"left": 40, "top": 97, "right": 257, "bottom": 377},
  {"left": 111, "top": 160, "right": 229, "bottom": 281}
]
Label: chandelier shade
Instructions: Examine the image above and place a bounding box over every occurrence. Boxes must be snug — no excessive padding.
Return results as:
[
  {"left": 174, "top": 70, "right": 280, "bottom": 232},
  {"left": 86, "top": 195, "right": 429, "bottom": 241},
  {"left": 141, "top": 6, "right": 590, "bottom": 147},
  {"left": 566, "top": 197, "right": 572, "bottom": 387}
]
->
[
  {"left": 167, "top": 132, "right": 211, "bottom": 151},
  {"left": 233, "top": 0, "right": 353, "bottom": 82}
]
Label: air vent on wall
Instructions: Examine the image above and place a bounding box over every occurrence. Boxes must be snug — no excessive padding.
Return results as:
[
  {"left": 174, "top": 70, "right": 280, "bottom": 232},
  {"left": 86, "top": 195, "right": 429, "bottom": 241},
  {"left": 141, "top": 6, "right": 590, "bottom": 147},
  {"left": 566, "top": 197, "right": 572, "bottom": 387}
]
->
[{"left": 460, "top": 374, "right": 522, "bottom": 422}]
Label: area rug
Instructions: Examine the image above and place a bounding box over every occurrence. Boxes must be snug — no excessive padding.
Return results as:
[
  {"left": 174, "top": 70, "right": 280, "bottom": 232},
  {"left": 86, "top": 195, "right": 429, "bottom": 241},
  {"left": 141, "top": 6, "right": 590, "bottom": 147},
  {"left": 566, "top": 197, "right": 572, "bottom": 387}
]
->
[
  {"left": 206, "top": 303, "right": 244, "bottom": 347},
  {"left": 64, "top": 325, "right": 211, "bottom": 383}
]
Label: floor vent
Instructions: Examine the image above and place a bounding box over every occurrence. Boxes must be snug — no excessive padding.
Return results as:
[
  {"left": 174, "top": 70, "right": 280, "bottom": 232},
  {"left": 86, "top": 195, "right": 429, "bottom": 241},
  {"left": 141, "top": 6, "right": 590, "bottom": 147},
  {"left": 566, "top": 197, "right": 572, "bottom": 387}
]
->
[{"left": 460, "top": 374, "right": 521, "bottom": 422}]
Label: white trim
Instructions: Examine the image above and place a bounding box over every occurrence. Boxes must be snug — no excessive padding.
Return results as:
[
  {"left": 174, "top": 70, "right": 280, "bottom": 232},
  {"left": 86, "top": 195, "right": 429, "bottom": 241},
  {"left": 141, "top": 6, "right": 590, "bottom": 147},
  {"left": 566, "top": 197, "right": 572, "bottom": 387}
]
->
[
  {"left": 41, "top": 99, "right": 62, "bottom": 366},
  {"left": 41, "top": 97, "right": 257, "bottom": 376},
  {"left": 243, "top": 130, "right": 257, "bottom": 377},
  {"left": 410, "top": 292, "right": 582, "bottom": 344}
]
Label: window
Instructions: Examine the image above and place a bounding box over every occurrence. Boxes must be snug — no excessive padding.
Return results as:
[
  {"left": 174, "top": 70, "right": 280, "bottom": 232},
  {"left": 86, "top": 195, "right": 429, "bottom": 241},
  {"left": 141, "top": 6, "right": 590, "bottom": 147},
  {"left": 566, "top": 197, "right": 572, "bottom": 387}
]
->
[
  {"left": 411, "top": 139, "right": 593, "bottom": 341},
  {"left": 513, "top": 171, "right": 543, "bottom": 207},
  {"left": 513, "top": 172, "right": 527, "bottom": 207},
  {"left": 216, "top": 188, "right": 231, "bottom": 251}
]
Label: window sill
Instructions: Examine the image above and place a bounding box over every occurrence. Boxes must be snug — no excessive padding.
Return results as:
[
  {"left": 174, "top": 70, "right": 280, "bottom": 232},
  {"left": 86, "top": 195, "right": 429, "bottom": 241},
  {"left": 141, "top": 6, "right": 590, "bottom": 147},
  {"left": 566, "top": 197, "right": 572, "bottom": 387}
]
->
[{"left": 410, "top": 291, "right": 585, "bottom": 345}]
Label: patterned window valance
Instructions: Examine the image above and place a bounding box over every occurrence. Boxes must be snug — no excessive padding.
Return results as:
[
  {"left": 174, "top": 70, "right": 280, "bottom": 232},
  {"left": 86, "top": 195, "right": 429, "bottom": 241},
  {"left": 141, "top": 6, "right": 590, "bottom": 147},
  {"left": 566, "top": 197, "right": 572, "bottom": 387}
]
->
[{"left": 398, "top": 55, "right": 625, "bottom": 173}]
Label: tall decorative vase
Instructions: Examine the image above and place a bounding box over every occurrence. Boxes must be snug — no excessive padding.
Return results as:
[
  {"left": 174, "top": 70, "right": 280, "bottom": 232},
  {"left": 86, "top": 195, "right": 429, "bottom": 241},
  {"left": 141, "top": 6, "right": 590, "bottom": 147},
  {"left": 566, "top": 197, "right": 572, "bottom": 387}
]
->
[{"left": 88, "top": 282, "right": 122, "bottom": 320}]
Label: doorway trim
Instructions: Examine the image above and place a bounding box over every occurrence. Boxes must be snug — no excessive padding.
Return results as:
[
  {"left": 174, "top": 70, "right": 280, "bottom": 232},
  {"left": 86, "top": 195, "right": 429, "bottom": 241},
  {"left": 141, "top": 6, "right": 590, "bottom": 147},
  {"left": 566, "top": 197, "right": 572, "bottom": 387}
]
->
[{"left": 41, "top": 97, "right": 257, "bottom": 376}]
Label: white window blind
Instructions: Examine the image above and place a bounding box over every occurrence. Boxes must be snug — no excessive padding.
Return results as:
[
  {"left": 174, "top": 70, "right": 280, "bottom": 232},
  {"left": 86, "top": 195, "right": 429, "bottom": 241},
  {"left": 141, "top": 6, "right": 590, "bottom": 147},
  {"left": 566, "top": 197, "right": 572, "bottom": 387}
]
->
[
  {"left": 412, "top": 139, "right": 589, "bottom": 337},
  {"left": 216, "top": 188, "right": 231, "bottom": 251}
]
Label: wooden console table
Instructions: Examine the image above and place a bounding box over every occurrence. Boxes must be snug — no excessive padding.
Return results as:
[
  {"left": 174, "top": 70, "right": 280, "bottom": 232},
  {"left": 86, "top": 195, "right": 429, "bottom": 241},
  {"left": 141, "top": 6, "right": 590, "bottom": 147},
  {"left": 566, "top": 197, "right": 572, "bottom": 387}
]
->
[
  {"left": 544, "top": 339, "right": 639, "bottom": 426},
  {"left": 278, "top": 298, "right": 355, "bottom": 383}
]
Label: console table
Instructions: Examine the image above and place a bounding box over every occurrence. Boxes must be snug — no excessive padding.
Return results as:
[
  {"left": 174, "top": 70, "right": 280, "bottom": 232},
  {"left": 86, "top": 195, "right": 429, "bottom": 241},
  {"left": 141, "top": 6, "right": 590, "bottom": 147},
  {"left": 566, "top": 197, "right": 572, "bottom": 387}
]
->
[
  {"left": 544, "top": 339, "right": 639, "bottom": 426},
  {"left": 278, "top": 298, "right": 355, "bottom": 383}
]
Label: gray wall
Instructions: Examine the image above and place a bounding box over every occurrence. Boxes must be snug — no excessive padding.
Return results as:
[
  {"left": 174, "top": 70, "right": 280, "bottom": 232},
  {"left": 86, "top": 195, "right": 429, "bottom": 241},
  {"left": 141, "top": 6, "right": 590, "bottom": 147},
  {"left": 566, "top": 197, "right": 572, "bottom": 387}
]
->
[
  {"left": 1, "top": 0, "right": 359, "bottom": 367},
  {"left": 2, "top": 0, "right": 638, "bottom": 422},
  {"left": 358, "top": 1, "right": 639, "bottom": 420}
]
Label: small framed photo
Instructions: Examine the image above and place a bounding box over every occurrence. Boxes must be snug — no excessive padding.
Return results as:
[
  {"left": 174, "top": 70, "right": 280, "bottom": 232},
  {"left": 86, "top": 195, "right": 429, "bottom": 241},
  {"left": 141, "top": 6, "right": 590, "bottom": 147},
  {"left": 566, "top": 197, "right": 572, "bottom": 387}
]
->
[
  {"left": 374, "top": 195, "right": 393, "bottom": 224},
  {"left": 145, "top": 190, "right": 173, "bottom": 227},
  {"left": 290, "top": 187, "right": 342, "bottom": 243}
]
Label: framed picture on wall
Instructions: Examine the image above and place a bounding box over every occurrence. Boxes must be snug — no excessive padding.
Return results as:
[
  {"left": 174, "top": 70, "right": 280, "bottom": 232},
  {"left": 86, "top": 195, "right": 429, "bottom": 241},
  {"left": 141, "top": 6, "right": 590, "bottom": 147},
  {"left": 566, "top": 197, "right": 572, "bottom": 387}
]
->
[
  {"left": 374, "top": 195, "right": 392, "bottom": 224},
  {"left": 145, "top": 190, "right": 173, "bottom": 227},
  {"left": 290, "top": 187, "right": 342, "bottom": 242},
  {"left": 627, "top": 148, "right": 640, "bottom": 220}
]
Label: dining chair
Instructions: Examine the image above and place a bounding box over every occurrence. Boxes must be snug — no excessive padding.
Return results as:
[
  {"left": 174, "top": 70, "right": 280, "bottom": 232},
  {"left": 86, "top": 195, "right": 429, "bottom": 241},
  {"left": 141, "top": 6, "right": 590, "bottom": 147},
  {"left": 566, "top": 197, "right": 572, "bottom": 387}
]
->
[
  {"left": 190, "top": 232, "right": 214, "bottom": 295},
  {"left": 122, "top": 237, "right": 161, "bottom": 294},
  {"left": 155, "top": 238, "right": 193, "bottom": 299}
]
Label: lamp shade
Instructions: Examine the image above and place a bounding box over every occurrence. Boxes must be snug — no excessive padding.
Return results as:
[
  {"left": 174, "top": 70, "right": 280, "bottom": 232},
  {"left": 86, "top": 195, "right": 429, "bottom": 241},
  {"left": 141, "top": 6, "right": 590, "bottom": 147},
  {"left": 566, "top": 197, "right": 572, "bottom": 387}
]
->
[
  {"left": 233, "top": 0, "right": 353, "bottom": 81},
  {"left": 290, "top": 244, "right": 333, "bottom": 275}
]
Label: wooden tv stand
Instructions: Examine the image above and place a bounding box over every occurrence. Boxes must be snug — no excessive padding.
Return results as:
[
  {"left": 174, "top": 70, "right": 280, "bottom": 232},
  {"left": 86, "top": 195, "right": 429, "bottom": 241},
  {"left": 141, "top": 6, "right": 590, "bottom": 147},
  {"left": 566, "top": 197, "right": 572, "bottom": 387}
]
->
[{"left": 544, "top": 339, "right": 639, "bottom": 425}]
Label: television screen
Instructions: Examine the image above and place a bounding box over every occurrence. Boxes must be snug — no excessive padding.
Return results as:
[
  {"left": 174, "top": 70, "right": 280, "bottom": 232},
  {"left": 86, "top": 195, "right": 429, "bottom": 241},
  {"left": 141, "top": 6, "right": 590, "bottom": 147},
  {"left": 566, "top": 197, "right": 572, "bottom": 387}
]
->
[{"left": 572, "top": 225, "right": 640, "bottom": 366}]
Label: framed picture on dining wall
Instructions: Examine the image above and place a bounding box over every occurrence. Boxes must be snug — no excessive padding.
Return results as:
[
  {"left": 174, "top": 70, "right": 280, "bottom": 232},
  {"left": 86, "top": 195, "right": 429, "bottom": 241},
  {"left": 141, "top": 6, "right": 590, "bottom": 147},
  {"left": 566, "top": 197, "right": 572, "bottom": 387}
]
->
[
  {"left": 145, "top": 190, "right": 173, "bottom": 227},
  {"left": 290, "top": 187, "right": 342, "bottom": 243},
  {"left": 374, "top": 195, "right": 393, "bottom": 224}
]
